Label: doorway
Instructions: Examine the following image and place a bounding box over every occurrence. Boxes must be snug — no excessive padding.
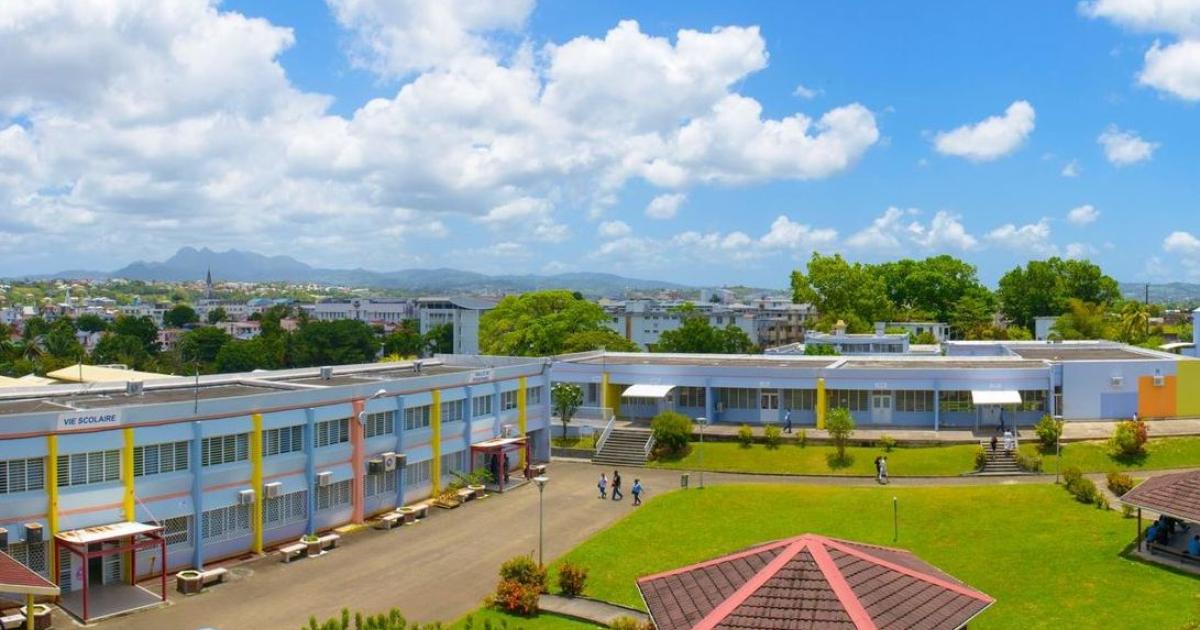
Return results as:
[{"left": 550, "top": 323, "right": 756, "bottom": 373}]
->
[
  {"left": 760, "top": 390, "right": 779, "bottom": 423},
  {"left": 871, "top": 392, "right": 893, "bottom": 425}
]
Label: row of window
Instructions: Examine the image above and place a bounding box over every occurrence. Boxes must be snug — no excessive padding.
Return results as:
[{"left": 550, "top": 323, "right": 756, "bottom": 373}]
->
[{"left": 263, "top": 490, "right": 308, "bottom": 529}]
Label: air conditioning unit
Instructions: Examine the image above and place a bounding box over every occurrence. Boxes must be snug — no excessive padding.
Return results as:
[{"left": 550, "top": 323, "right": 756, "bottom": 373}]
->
[
  {"left": 1110, "top": 375, "right": 1123, "bottom": 388},
  {"left": 125, "top": 380, "right": 144, "bottom": 396},
  {"left": 24, "top": 523, "right": 42, "bottom": 543},
  {"left": 264, "top": 482, "right": 282, "bottom": 499},
  {"left": 502, "top": 424, "right": 517, "bottom": 438},
  {"left": 0, "top": 527, "right": 7, "bottom": 552},
  {"left": 316, "top": 471, "right": 332, "bottom": 487},
  {"left": 367, "top": 458, "right": 384, "bottom": 475},
  {"left": 382, "top": 452, "right": 398, "bottom": 472},
  {"left": 319, "top": 366, "right": 334, "bottom": 380},
  {"left": 238, "top": 489, "right": 256, "bottom": 505},
  {"left": 1153, "top": 374, "right": 1165, "bottom": 387}
]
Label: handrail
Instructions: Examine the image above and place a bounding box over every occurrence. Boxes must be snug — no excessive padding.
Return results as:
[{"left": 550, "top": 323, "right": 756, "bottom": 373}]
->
[
  {"left": 644, "top": 434, "right": 656, "bottom": 458},
  {"left": 595, "top": 411, "right": 617, "bottom": 453}
]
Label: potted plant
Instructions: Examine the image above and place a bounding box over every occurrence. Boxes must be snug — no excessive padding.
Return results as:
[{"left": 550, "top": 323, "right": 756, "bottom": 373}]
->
[
  {"left": 454, "top": 469, "right": 493, "bottom": 499},
  {"left": 302, "top": 533, "right": 322, "bottom": 556},
  {"left": 176, "top": 569, "right": 203, "bottom": 594},
  {"left": 433, "top": 486, "right": 461, "bottom": 509}
]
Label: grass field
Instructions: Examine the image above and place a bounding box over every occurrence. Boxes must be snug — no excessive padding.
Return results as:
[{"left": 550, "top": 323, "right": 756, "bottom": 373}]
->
[
  {"left": 551, "top": 436, "right": 596, "bottom": 450},
  {"left": 1023, "top": 437, "right": 1200, "bottom": 474},
  {"left": 550, "top": 483, "right": 1200, "bottom": 629},
  {"left": 450, "top": 609, "right": 601, "bottom": 629}
]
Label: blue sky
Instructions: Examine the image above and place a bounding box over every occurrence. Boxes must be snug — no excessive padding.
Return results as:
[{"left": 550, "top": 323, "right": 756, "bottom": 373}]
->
[{"left": 1, "top": 1, "right": 1198, "bottom": 287}]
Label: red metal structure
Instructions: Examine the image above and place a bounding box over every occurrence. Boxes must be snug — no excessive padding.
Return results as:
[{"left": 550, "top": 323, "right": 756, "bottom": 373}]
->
[
  {"left": 54, "top": 522, "right": 166, "bottom": 623},
  {"left": 469, "top": 436, "right": 530, "bottom": 492}
]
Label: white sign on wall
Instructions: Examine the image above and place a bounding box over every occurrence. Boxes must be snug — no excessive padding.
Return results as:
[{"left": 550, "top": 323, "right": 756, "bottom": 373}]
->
[
  {"left": 469, "top": 369, "right": 494, "bottom": 383},
  {"left": 57, "top": 408, "right": 123, "bottom": 431}
]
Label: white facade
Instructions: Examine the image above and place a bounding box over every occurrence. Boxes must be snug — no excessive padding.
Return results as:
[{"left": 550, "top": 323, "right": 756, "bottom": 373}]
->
[
  {"left": 416, "top": 297, "right": 496, "bottom": 354},
  {"left": 603, "top": 300, "right": 758, "bottom": 350},
  {"left": 307, "top": 298, "right": 416, "bottom": 325},
  {"left": 1034, "top": 316, "right": 1059, "bottom": 341},
  {"left": 885, "top": 321, "right": 949, "bottom": 342}
]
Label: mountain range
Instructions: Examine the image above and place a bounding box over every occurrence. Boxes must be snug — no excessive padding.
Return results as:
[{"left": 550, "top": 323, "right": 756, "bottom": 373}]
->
[{"left": 25, "top": 247, "right": 693, "bottom": 297}]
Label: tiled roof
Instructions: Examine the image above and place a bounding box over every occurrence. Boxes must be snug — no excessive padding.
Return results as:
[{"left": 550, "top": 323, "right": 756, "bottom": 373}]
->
[
  {"left": 1121, "top": 470, "right": 1200, "bottom": 523},
  {"left": 637, "top": 534, "right": 993, "bottom": 630},
  {"left": 0, "top": 551, "right": 60, "bottom": 596}
]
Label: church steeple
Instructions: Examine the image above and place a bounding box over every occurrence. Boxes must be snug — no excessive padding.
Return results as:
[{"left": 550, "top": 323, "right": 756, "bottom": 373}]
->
[{"left": 205, "top": 267, "right": 213, "bottom": 300}]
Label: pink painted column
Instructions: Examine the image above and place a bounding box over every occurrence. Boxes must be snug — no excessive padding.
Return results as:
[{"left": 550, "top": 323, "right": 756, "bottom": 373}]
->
[{"left": 351, "top": 399, "right": 366, "bottom": 524}]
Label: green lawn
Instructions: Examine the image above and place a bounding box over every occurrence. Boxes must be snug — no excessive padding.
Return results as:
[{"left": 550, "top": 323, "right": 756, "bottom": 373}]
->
[
  {"left": 1023, "top": 437, "right": 1200, "bottom": 474},
  {"left": 649, "top": 441, "right": 977, "bottom": 476},
  {"left": 551, "top": 484, "right": 1200, "bottom": 629},
  {"left": 552, "top": 436, "right": 596, "bottom": 450},
  {"left": 450, "top": 609, "right": 601, "bottom": 629}
]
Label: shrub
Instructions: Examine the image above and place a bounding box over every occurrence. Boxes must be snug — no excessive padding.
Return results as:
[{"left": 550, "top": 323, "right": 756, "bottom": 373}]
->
[
  {"left": 1034, "top": 414, "right": 1063, "bottom": 449},
  {"left": 737, "top": 424, "right": 753, "bottom": 447},
  {"left": 1106, "top": 471, "right": 1135, "bottom": 496},
  {"left": 493, "top": 579, "right": 540, "bottom": 616},
  {"left": 796, "top": 429, "right": 807, "bottom": 448},
  {"left": 1121, "top": 504, "right": 1136, "bottom": 519},
  {"left": 826, "top": 408, "right": 855, "bottom": 463},
  {"left": 1095, "top": 493, "right": 1110, "bottom": 510},
  {"left": 764, "top": 424, "right": 782, "bottom": 449},
  {"left": 1015, "top": 451, "right": 1042, "bottom": 472},
  {"left": 1062, "top": 466, "right": 1083, "bottom": 487},
  {"left": 650, "top": 411, "right": 693, "bottom": 456},
  {"left": 974, "top": 446, "right": 988, "bottom": 471},
  {"left": 1110, "top": 419, "right": 1148, "bottom": 457},
  {"left": 610, "top": 617, "right": 655, "bottom": 630},
  {"left": 1066, "top": 476, "right": 1100, "bottom": 505},
  {"left": 879, "top": 435, "right": 896, "bottom": 452},
  {"left": 498, "top": 554, "right": 546, "bottom": 592},
  {"left": 557, "top": 562, "right": 587, "bottom": 597}
]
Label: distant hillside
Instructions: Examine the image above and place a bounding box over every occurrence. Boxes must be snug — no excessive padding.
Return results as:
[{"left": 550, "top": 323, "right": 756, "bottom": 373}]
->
[
  {"left": 78, "top": 247, "right": 693, "bottom": 297},
  {"left": 1120, "top": 282, "right": 1200, "bottom": 305}
]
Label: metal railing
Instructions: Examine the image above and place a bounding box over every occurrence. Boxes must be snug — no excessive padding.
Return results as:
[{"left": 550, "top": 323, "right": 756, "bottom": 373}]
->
[
  {"left": 644, "top": 434, "right": 657, "bottom": 458},
  {"left": 595, "top": 410, "right": 617, "bottom": 453},
  {"left": 572, "top": 406, "right": 615, "bottom": 422}
]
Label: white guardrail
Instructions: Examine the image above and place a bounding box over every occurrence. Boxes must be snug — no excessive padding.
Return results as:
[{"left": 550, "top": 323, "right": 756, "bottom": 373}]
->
[{"left": 590, "top": 408, "right": 617, "bottom": 452}]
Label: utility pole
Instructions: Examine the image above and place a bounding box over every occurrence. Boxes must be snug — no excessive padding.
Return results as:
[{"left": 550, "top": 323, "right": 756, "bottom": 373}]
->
[{"left": 1145, "top": 284, "right": 1151, "bottom": 340}]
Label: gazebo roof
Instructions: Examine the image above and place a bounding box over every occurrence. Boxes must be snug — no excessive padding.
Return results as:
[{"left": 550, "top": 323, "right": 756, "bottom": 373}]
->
[
  {"left": 636, "top": 534, "right": 993, "bottom": 630},
  {"left": 1121, "top": 470, "right": 1200, "bottom": 523},
  {"left": 0, "top": 550, "right": 60, "bottom": 597}
]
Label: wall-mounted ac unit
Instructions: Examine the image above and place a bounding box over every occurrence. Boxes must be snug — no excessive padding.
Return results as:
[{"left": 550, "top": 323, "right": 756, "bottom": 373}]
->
[
  {"left": 316, "top": 471, "right": 332, "bottom": 487},
  {"left": 24, "top": 523, "right": 42, "bottom": 543},
  {"left": 367, "top": 458, "right": 384, "bottom": 475},
  {"left": 1153, "top": 374, "right": 1165, "bottom": 387},
  {"left": 382, "top": 452, "right": 398, "bottom": 472},
  {"left": 1110, "top": 375, "right": 1123, "bottom": 388},
  {"left": 264, "top": 482, "right": 283, "bottom": 499},
  {"left": 238, "top": 489, "right": 256, "bottom": 505}
]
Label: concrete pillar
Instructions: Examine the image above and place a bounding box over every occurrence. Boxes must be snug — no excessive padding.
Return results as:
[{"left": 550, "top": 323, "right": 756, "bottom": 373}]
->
[
  {"left": 394, "top": 397, "right": 406, "bottom": 509},
  {"left": 250, "top": 413, "right": 264, "bottom": 553},
  {"left": 704, "top": 382, "right": 715, "bottom": 423},
  {"left": 816, "top": 377, "right": 827, "bottom": 430},
  {"left": 304, "top": 409, "right": 317, "bottom": 535},
  {"left": 190, "top": 421, "right": 204, "bottom": 570},
  {"left": 431, "top": 390, "right": 442, "bottom": 494},
  {"left": 349, "top": 401, "right": 366, "bottom": 524},
  {"left": 933, "top": 382, "right": 941, "bottom": 431}
]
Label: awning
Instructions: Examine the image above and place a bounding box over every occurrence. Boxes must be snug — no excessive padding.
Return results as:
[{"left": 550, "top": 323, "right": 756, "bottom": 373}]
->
[
  {"left": 622, "top": 384, "right": 675, "bottom": 399},
  {"left": 971, "top": 390, "right": 1022, "bottom": 405},
  {"left": 56, "top": 521, "right": 163, "bottom": 546}
]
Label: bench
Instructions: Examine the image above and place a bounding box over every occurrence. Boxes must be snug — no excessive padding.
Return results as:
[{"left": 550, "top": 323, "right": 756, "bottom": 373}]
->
[
  {"left": 279, "top": 542, "right": 307, "bottom": 563},
  {"left": 318, "top": 533, "right": 340, "bottom": 550},
  {"left": 456, "top": 488, "right": 475, "bottom": 502},
  {"left": 1149, "top": 542, "right": 1200, "bottom": 565},
  {"left": 376, "top": 511, "right": 403, "bottom": 530},
  {"left": 200, "top": 567, "right": 228, "bottom": 586},
  {"left": 0, "top": 613, "right": 26, "bottom": 630},
  {"left": 407, "top": 502, "right": 430, "bottom": 520}
]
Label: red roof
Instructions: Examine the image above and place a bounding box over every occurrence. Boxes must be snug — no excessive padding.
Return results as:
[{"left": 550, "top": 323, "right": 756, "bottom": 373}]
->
[
  {"left": 636, "top": 534, "right": 993, "bottom": 630},
  {"left": 0, "top": 551, "right": 60, "bottom": 597},
  {"left": 1121, "top": 470, "right": 1200, "bottom": 523}
]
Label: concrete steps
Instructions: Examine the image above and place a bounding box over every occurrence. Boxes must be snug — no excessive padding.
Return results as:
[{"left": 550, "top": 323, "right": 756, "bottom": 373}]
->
[
  {"left": 978, "top": 443, "right": 1023, "bottom": 474},
  {"left": 592, "top": 429, "right": 652, "bottom": 466}
]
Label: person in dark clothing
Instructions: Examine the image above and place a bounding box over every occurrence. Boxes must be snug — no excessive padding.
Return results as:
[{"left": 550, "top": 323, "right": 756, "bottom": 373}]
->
[
  {"left": 874, "top": 456, "right": 882, "bottom": 483},
  {"left": 783, "top": 408, "right": 792, "bottom": 433},
  {"left": 611, "top": 469, "right": 623, "bottom": 500},
  {"left": 990, "top": 435, "right": 998, "bottom": 452}
]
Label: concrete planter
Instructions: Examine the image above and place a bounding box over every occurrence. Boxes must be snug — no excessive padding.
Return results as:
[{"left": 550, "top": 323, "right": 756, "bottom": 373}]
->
[
  {"left": 19, "top": 604, "right": 51, "bottom": 630},
  {"left": 303, "top": 538, "right": 323, "bottom": 556},
  {"left": 176, "top": 570, "right": 203, "bottom": 595},
  {"left": 397, "top": 506, "right": 416, "bottom": 524},
  {"left": 468, "top": 484, "right": 486, "bottom": 499}
]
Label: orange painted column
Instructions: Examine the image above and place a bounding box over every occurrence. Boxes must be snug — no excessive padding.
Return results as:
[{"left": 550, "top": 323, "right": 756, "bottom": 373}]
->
[{"left": 350, "top": 399, "right": 366, "bottom": 524}]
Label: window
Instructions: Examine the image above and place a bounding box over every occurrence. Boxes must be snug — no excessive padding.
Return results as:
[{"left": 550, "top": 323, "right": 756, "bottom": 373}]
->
[
  {"left": 526, "top": 386, "right": 543, "bottom": 405},
  {"left": 263, "top": 426, "right": 304, "bottom": 456},
  {"left": 440, "top": 451, "right": 467, "bottom": 477},
  {"left": 405, "top": 460, "right": 432, "bottom": 487},
  {"left": 8, "top": 541, "right": 47, "bottom": 577},
  {"left": 202, "top": 433, "right": 249, "bottom": 467},
  {"left": 315, "top": 418, "right": 350, "bottom": 448},
  {"left": 263, "top": 490, "right": 307, "bottom": 528},
  {"left": 716, "top": 388, "right": 755, "bottom": 409},
  {"left": 365, "top": 470, "right": 398, "bottom": 498},
  {"left": 586, "top": 383, "right": 599, "bottom": 405},
  {"left": 158, "top": 515, "right": 192, "bottom": 548},
  {"left": 894, "top": 391, "right": 934, "bottom": 413},
  {"left": 441, "top": 398, "right": 465, "bottom": 423},
  {"left": 134, "top": 441, "right": 190, "bottom": 476},
  {"left": 1019, "top": 390, "right": 1047, "bottom": 412},
  {"left": 676, "top": 387, "right": 706, "bottom": 408},
  {"left": 404, "top": 405, "right": 431, "bottom": 431},
  {"left": 827, "top": 390, "right": 869, "bottom": 411},
  {"left": 316, "top": 479, "right": 352, "bottom": 511},
  {"left": 472, "top": 395, "right": 494, "bottom": 417},
  {"left": 939, "top": 391, "right": 975, "bottom": 413},
  {"left": 781, "top": 389, "right": 815, "bottom": 411},
  {"left": 363, "top": 411, "right": 395, "bottom": 438},
  {"left": 500, "top": 390, "right": 518, "bottom": 410},
  {"left": 201, "top": 504, "right": 251, "bottom": 542},
  {"left": 0, "top": 457, "right": 45, "bottom": 494},
  {"left": 57, "top": 449, "right": 120, "bottom": 487}
]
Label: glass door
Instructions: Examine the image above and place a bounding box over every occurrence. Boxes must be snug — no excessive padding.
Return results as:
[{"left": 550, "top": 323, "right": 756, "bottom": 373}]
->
[{"left": 760, "top": 390, "right": 779, "bottom": 423}]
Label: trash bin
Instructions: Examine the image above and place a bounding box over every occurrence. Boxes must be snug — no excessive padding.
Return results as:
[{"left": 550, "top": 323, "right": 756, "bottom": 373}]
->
[{"left": 680, "top": 473, "right": 689, "bottom": 488}]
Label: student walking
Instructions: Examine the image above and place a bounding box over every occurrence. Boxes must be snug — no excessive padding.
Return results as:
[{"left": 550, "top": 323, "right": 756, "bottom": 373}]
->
[
  {"left": 631, "top": 479, "right": 644, "bottom": 506},
  {"left": 597, "top": 473, "right": 607, "bottom": 499},
  {"left": 611, "top": 469, "right": 623, "bottom": 501},
  {"left": 783, "top": 408, "right": 793, "bottom": 433},
  {"left": 874, "top": 456, "right": 883, "bottom": 484},
  {"left": 879, "top": 456, "right": 889, "bottom": 484}
]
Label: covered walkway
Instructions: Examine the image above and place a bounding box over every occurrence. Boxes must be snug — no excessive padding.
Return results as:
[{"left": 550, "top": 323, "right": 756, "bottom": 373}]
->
[{"left": 55, "top": 522, "right": 167, "bottom": 623}]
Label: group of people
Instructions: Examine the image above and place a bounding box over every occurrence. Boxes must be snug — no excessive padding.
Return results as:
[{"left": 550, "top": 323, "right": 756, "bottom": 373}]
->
[
  {"left": 598, "top": 470, "right": 644, "bottom": 506},
  {"left": 873, "top": 455, "right": 889, "bottom": 484},
  {"left": 988, "top": 430, "right": 1015, "bottom": 453},
  {"left": 1146, "top": 514, "right": 1195, "bottom": 552}
]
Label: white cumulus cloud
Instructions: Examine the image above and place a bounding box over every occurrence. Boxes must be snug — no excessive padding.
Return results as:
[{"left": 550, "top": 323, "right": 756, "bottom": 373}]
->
[
  {"left": 846, "top": 207, "right": 977, "bottom": 252},
  {"left": 1164, "top": 230, "right": 1200, "bottom": 255},
  {"left": 1140, "top": 39, "right": 1200, "bottom": 100},
  {"left": 1098, "top": 125, "right": 1159, "bottom": 165},
  {"left": 598, "top": 220, "right": 632, "bottom": 239},
  {"left": 645, "top": 193, "right": 687, "bottom": 220},
  {"left": 1061, "top": 159, "right": 1081, "bottom": 177},
  {"left": 933, "top": 100, "right": 1036, "bottom": 161},
  {"left": 759, "top": 215, "right": 839, "bottom": 251},
  {"left": 1067, "top": 204, "right": 1100, "bottom": 225},
  {"left": 1083, "top": 1, "right": 1200, "bottom": 100},
  {"left": 986, "top": 219, "right": 1057, "bottom": 255}
]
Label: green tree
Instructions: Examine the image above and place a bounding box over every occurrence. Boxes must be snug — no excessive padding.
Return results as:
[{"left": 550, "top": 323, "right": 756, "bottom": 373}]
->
[
  {"left": 163, "top": 304, "right": 199, "bottom": 328},
  {"left": 178, "top": 327, "right": 233, "bottom": 367},
  {"left": 382, "top": 320, "right": 424, "bottom": 357},
  {"left": 42, "top": 325, "right": 83, "bottom": 360},
  {"left": 92, "top": 334, "right": 151, "bottom": 369},
  {"left": 551, "top": 382, "right": 583, "bottom": 439},
  {"left": 653, "top": 305, "right": 756, "bottom": 354},
  {"left": 215, "top": 339, "right": 264, "bottom": 372},
  {"left": 804, "top": 343, "right": 839, "bottom": 356},
  {"left": 423, "top": 323, "right": 454, "bottom": 355},
  {"left": 997, "top": 258, "right": 1120, "bottom": 330},
  {"left": 1118, "top": 301, "right": 1150, "bottom": 344},
  {"left": 826, "top": 407, "right": 855, "bottom": 463},
  {"left": 1051, "top": 299, "right": 1112, "bottom": 340},
  {"left": 877, "top": 255, "right": 986, "bottom": 322},
  {"left": 559, "top": 329, "right": 639, "bottom": 353},
  {"left": 21, "top": 316, "right": 50, "bottom": 341},
  {"left": 791, "top": 253, "right": 892, "bottom": 325},
  {"left": 479, "top": 290, "right": 621, "bottom": 356},
  {"left": 76, "top": 313, "right": 108, "bottom": 332},
  {"left": 110, "top": 315, "right": 161, "bottom": 354},
  {"left": 650, "top": 410, "right": 693, "bottom": 456},
  {"left": 206, "top": 307, "right": 228, "bottom": 324},
  {"left": 291, "top": 320, "right": 377, "bottom": 366}
]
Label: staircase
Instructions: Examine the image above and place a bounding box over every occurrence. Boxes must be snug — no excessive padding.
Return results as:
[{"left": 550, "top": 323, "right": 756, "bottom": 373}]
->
[
  {"left": 977, "top": 441, "right": 1022, "bottom": 475},
  {"left": 592, "top": 428, "right": 653, "bottom": 466}
]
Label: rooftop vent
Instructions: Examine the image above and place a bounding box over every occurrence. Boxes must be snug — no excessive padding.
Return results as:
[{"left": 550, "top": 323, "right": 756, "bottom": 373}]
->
[
  {"left": 125, "top": 380, "right": 144, "bottom": 396},
  {"left": 319, "top": 366, "right": 333, "bottom": 380}
]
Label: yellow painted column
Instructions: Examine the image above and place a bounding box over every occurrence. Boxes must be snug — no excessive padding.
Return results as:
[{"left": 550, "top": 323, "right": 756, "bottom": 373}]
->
[
  {"left": 600, "top": 372, "right": 610, "bottom": 412},
  {"left": 816, "top": 378, "right": 827, "bottom": 430},
  {"left": 250, "top": 413, "right": 264, "bottom": 554},
  {"left": 517, "top": 377, "right": 528, "bottom": 467},
  {"left": 46, "top": 435, "right": 59, "bottom": 580},
  {"left": 430, "top": 391, "right": 442, "bottom": 495},
  {"left": 123, "top": 428, "right": 136, "bottom": 520}
]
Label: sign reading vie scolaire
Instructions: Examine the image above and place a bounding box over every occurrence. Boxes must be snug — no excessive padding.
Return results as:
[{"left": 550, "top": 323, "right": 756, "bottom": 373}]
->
[{"left": 57, "top": 409, "right": 123, "bottom": 431}]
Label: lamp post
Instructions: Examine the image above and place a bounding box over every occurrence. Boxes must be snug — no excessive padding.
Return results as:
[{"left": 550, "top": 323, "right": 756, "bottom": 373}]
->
[
  {"left": 1054, "top": 415, "right": 1063, "bottom": 484},
  {"left": 893, "top": 496, "right": 898, "bottom": 542},
  {"left": 534, "top": 475, "right": 549, "bottom": 566},
  {"left": 696, "top": 417, "right": 707, "bottom": 489}
]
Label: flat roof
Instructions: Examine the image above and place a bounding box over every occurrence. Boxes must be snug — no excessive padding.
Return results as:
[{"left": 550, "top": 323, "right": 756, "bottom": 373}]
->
[
  {"left": 63, "top": 384, "right": 275, "bottom": 409},
  {"left": 575, "top": 355, "right": 839, "bottom": 368},
  {"left": 1008, "top": 346, "right": 1160, "bottom": 361},
  {"left": 284, "top": 365, "right": 467, "bottom": 386},
  {"left": 46, "top": 364, "right": 174, "bottom": 383},
  {"left": 840, "top": 359, "right": 1045, "bottom": 369}
]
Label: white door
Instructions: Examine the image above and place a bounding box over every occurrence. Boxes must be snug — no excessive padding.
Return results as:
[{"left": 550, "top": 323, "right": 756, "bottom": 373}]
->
[
  {"left": 760, "top": 390, "right": 779, "bottom": 423},
  {"left": 871, "top": 393, "right": 893, "bottom": 425}
]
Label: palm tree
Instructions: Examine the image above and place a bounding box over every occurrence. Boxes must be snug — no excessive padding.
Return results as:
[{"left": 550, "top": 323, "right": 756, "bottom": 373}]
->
[
  {"left": 1119, "top": 301, "right": 1150, "bottom": 344},
  {"left": 19, "top": 337, "right": 45, "bottom": 362}
]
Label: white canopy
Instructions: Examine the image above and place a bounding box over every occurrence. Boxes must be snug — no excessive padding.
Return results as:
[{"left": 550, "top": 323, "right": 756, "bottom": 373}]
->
[
  {"left": 971, "top": 390, "right": 1022, "bottom": 405},
  {"left": 622, "top": 384, "right": 676, "bottom": 399}
]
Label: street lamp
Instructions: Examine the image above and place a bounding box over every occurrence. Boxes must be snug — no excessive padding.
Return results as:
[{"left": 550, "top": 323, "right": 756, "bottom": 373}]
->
[
  {"left": 357, "top": 389, "right": 389, "bottom": 425},
  {"left": 534, "top": 475, "right": 549, "bottom": 566},
  {"left": 696, "top": 417, "right": 708, "bottom": 489}
]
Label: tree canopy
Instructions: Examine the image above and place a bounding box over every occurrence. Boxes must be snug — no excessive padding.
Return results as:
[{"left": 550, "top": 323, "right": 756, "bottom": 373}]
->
[
  {"left": 163, "top": 304, "right": 199, "bottom": 328},
  {"left": 652, "top": 305, "right": 756, "bottom": 354},
  {"left": 479, "top": 290, "right": 636, "bottom": 356},
  {"left": 997, "top": 258, "right": 1120, "bottom": 330}
]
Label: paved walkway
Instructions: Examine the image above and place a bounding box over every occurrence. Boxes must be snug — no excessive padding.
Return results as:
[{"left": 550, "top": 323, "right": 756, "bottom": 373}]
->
[
  {"left": 539, "top": 594, "right": 649, "bottom": 626},
  {"left": 76, "top": 461, "right": 1196, "bottom": 630}
]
